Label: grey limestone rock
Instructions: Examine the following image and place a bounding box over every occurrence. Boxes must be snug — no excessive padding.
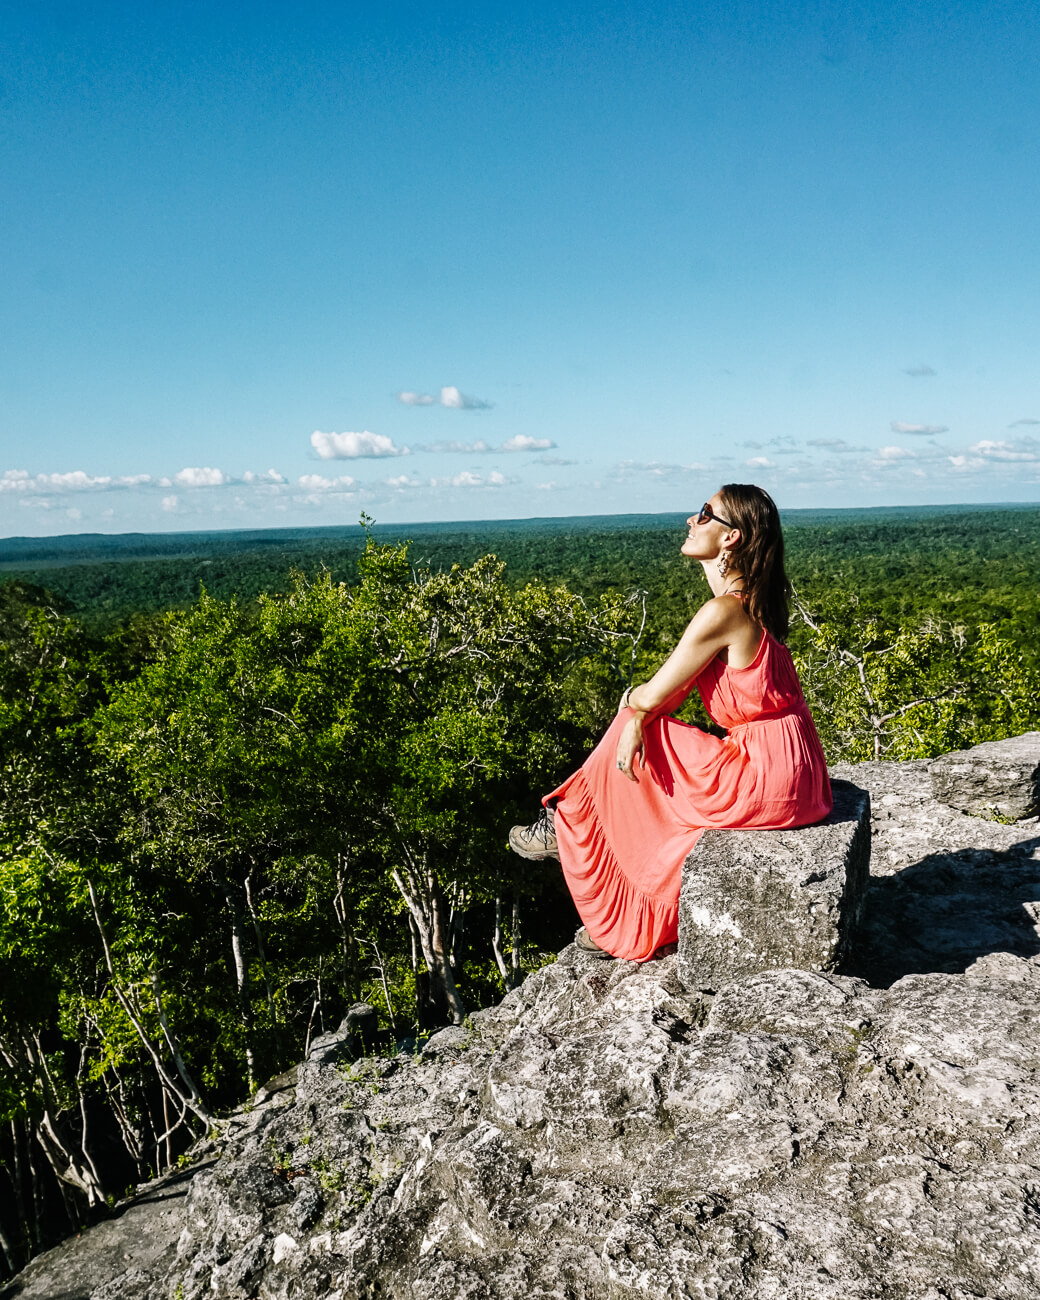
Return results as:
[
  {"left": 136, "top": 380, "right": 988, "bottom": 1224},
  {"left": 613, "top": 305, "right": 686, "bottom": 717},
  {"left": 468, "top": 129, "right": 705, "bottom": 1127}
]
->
[
  {"left": 677, "top": 778, "right": 871, "bottom": 992},
  {"left": 10, "top": 740, "right": 1040, "bottom": 1300},
  {"left": 305, "top": 1002, "right": 380, "bottom": 1066},
  {"left": 929, "top": 730, "right": 1040, "bottom": 821}
]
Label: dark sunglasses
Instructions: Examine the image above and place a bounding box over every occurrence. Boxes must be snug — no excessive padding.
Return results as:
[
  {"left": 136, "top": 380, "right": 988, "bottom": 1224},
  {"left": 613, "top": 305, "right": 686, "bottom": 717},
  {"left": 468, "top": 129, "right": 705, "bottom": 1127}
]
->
[{"left": 696, "top": 502, "right": 736, "bottom": 529}]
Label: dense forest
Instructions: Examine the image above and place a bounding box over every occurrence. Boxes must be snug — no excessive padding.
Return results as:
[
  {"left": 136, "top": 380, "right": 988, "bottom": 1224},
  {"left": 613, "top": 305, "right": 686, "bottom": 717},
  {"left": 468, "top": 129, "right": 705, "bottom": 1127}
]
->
[{"left": 2, "top": 505, "right": 1039, "bottom": 1277}]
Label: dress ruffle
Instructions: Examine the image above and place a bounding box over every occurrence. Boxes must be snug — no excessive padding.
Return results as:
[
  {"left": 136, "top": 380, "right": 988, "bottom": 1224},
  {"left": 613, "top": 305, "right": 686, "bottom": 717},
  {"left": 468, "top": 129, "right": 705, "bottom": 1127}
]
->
[{"left": 549, "top": 765, "right": 698, "bottom": 962}]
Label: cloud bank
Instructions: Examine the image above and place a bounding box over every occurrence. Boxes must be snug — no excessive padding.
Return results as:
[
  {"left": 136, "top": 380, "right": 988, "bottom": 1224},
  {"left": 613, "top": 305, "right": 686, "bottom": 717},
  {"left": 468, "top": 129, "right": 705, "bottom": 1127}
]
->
[
  {"left": 174, "top": 466, "right": 230, "bottom": 488},
  {"left": 501, "top": 435, "right": 555, "bottom": 452},
  {"left": 890, "top": 421, "right": 949, "bottom": 436},
  {"left": 413, "top": 435, "right": 557, "bottom": 454},
  {"left": 398, "top": 386, "right": 493, "bottom": 410},
  {"left": 311, "top": 431, "right": 409, "bottom": 459}
]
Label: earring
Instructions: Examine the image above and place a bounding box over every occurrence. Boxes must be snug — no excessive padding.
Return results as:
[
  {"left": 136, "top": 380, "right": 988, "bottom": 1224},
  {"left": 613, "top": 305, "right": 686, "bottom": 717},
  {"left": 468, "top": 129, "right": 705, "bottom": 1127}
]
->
[{"left": 717, "top": 552, "right": 729, "bottom": 579}]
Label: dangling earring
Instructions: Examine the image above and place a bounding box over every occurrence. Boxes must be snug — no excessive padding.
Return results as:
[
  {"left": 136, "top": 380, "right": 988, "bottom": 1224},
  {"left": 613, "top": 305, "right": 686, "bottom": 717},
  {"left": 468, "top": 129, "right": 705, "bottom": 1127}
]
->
[{"left": 717, "top": 551, "right": 729, "bottom": 579}]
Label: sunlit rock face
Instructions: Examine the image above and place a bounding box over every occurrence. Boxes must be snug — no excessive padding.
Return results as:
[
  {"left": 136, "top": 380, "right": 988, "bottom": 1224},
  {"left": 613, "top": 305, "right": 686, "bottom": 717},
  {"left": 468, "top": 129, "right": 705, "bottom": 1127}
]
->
[
  {"left": 929, "top": 730, "right": 1040, "bottom": 822},
  {"left": 8, "top": 737, "right": 1040, "bottom": 1300},
  {"left": 677, "top": 778, "right": 871, "bottom": 992}
]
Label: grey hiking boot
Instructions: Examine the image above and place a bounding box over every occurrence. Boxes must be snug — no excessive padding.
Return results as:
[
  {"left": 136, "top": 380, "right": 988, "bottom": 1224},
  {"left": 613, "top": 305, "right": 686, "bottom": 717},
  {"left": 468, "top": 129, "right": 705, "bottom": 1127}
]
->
[
  {"left": 574, "top": 926, "right": 613, "bottom": 958},
  {"left": 508, "top": 806, "right": 560, "bottom": 860}
]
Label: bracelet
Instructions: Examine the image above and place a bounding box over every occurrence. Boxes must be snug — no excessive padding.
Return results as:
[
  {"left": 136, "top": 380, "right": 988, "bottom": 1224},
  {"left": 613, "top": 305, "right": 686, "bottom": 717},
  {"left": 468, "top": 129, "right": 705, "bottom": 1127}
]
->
[{"left": 621, "top": 686, "right": 634, "bottom": 710}]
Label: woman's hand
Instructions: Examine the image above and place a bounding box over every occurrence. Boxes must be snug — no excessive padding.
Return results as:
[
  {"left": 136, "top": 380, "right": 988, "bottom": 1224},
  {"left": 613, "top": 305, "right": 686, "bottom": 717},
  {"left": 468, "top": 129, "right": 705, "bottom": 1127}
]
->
[{"left": 615, "top": 714, "right": 644, "bottom": 782}]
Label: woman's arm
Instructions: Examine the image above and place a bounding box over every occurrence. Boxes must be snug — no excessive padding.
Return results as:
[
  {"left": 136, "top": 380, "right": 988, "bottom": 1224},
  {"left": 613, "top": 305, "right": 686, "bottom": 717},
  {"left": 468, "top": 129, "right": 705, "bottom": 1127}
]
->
[
  {"left": 614, "top": 597, "right": 751, "bottom": 783},
  {"left": 627, "top": 596, "right": 747, "bottom": 716}
]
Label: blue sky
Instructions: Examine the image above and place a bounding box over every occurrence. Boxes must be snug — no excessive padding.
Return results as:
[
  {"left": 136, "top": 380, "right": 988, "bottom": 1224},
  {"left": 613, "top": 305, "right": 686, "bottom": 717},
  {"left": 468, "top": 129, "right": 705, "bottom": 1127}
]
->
[{"left": 3, "top": 0, "right": 1039, "bottom": 536}]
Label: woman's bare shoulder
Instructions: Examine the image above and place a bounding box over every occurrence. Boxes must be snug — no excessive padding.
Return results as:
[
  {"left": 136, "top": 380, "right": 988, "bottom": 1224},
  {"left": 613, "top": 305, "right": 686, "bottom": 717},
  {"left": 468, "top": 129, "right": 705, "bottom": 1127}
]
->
[{"left": 689, "top": 593, "right": 752, "bottom": 635}]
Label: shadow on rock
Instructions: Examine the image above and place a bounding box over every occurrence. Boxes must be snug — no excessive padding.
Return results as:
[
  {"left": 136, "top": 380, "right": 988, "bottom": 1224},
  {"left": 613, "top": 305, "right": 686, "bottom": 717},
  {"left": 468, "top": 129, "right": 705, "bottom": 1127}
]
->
[{"left": 847, "top": 834, "right": 1040, "bottom": 986}]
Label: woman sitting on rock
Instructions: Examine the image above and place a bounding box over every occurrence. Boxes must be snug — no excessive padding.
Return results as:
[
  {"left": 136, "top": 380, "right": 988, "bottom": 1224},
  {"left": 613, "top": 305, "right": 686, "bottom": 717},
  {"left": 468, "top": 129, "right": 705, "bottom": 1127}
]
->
[{"left": 509, "top": 483, "right": 832, "bottom": 961}]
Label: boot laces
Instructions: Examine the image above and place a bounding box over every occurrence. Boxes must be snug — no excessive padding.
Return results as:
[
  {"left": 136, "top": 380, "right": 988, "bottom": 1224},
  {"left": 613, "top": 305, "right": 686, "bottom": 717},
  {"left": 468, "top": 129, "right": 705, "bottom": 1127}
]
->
[{"left": 528, "top": 806, "right": 555, "bottom": 842}]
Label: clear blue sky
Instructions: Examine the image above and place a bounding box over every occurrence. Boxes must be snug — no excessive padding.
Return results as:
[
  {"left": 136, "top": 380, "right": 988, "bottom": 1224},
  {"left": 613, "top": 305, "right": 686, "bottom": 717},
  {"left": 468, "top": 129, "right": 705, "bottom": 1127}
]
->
[{"left": 3, "top": 0, "right": 1039, "bottom": 535}]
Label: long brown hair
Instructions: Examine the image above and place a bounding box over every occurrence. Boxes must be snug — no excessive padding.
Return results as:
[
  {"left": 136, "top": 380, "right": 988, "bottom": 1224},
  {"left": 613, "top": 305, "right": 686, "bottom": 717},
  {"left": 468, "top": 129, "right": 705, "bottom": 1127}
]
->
[{"left": 717, "top": 483, "right": 791, "bottom": 641}]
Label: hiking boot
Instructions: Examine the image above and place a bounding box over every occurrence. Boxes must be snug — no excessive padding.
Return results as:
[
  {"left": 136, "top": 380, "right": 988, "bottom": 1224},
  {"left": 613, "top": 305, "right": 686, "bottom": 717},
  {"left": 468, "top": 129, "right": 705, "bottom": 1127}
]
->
[
  {"left": 574, "top": 926, "right": 613, "bottom": 958},
  {"left": 508, "top": 807, "right": 559, "bottom": 860}
]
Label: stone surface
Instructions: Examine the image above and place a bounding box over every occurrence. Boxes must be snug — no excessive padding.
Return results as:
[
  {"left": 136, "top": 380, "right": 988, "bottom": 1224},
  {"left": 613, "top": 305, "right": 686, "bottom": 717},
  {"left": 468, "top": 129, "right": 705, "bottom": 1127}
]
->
[
  {"left": 0, "top": 1164, "right": 211, "bottom": 1300},
  {"left": 929, "top": 730, "right": 1040, "bottom": 821},
  {"left": 304, "top": 1003, "right": 381, "bottom": 1066},
  {"left": 677, "top": 778, "right": 871, "bottom": 992},
  {"left": 7, "top": 749, "right": 1040, "bottom": 1300}
]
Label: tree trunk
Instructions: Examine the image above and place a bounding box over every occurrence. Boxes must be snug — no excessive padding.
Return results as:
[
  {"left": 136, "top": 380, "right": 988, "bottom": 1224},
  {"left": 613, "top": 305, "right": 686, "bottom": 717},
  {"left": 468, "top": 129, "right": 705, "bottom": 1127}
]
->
[
  {"left": 0, "top": 1216, "right": 17, "bottom": 1278},
  {"left": 26, "top": 1034, "right": 106, "bottom": 1211},
  {"left": 244, "top": 870, "right": 277, "bottom": 1025},
  {"left": 87, "top": 879, "right": 213, "bottom": 1129},
  {"left": 34, "top": 1110, "right": 104, "bottom": 1212},
  {"left": 491, "top": 897, "right": 510, "bottom": 984},
  {"left": 224, "top": 887, "right": 257, "bottom": 1092},
  {"left": 332, "top": 852, "right": 361, "bottom": 1002},
  {"left": 391, "top": 864, "right": 466, "bottom": 1025},
  {"left": 511, "top": 896, "right": 521, "bottom": 985}
]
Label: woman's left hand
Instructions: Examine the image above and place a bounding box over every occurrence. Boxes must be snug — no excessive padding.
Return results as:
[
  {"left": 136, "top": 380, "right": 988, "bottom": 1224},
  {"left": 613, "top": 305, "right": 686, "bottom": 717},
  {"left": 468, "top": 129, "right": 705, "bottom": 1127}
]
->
[{"left": 615, "top": 715, "right": 644, "bottom": 782}]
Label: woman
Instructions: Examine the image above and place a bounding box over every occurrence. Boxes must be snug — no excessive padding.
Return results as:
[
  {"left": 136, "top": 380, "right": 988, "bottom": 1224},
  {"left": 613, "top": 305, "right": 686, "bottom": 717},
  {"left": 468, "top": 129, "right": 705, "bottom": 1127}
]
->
[{"left": 509, "top": 484, "right": 831, "bottom": 961}]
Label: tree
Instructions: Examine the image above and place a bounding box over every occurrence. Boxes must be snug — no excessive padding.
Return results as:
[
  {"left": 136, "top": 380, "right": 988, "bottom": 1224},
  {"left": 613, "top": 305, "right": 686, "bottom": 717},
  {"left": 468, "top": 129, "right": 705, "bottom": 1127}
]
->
[
  {"left": 95, "top": 540, "right": 638, "bottom": 1049},
  {"left": 790, "top": 593, "right": 1040, "bottom": 762}
]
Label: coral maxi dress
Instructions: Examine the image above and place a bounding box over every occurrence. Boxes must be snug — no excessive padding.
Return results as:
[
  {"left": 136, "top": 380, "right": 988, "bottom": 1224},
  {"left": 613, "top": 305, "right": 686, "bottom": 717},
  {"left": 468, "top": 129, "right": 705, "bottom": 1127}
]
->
[{"left": 545, "top": 628, "right": 832, "bottom": 962}]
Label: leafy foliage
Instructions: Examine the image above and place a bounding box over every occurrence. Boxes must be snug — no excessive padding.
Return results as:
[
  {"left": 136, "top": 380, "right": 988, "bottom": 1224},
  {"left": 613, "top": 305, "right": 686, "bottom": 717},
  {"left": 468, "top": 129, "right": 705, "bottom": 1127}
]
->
[{"left": 1, "top": 508, "right": 1039, "bottom": 1273}]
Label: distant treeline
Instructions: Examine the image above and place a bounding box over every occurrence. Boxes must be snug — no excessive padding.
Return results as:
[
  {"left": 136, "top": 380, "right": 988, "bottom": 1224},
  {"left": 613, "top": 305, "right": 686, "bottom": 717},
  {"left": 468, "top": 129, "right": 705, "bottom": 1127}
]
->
[{"left": 3, "top": 505, "right": 1040, "bottom": 639}]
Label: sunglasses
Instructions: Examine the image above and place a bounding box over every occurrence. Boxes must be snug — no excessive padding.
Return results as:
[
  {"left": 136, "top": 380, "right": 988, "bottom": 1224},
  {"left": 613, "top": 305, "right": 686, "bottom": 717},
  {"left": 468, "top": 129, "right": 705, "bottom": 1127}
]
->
[{"left": 696, "top": 502, "right": 736, "bottom": 529}]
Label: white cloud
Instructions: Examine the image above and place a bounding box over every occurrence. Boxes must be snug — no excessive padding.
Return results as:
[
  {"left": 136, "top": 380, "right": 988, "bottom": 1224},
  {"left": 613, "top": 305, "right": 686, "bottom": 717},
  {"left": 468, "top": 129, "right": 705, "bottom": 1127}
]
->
[
  {"left": 616, "top": 460, "right": 711, "bottom": 479},
  {"left": 890, "top": 421, "right": 948, "bottom": 435},
  {"left": 415, "top": 436, "right": 559, "bottom": 455},
  {"left": 876, "top": 445, "right": 914, "bottom": 462},
  {"left": 161, "top": 495, "right": 179, "bottom": 511},
  {"left": 903, "top": 364, "right": 936, "bottom": 377},
  {"left": 948, "top": 455, "right": 985, "bottom": 472},
  {"left": 37, "top": 471, "right": 114, "bottom": 490},
  {"left": 451, "top": 470, "right": 483, "bottom": 488},
  {"left": 1, "top": 469, "right": 152, "bottom": 493},
  {"left": 537, "top": 455, "right": 577, "bottom": 466},
  {"left": 297, "top": 473, "right": 357, "bottom": 491},
  {"left": 418, "top": 470, "right": 513, "bottom": 489},
  {"left": 398, "top": 386, "right": 493, "bottom": 411},
  {"left": 420, "top": 440, "right": 493, "bottom": 454},
  {"left": 440, "top": 386, "right": 492, "bottom": 410},
  {"left": 806, "top": 438, "right": 856, "bottom": 452},
  {"left": 745, "top": 456, "right": 776, "bottom": 469},
  {"left": 242, "top": 469, "right": 286, "bottom": 484},
  {"left": 501, "top": 435, "right": 556, "bottom": 452},
  {"left": 968, "top": 438, "right": 1040, "bottom": 463},
  {"left": 311, "top": 431, "right": 408, "bottom": 459},
  {"left": 387, "top": 474, "right": 423, "bottom": 489},
  {"left": 174, "top": 466, "right": 230, "bottom": 488}
]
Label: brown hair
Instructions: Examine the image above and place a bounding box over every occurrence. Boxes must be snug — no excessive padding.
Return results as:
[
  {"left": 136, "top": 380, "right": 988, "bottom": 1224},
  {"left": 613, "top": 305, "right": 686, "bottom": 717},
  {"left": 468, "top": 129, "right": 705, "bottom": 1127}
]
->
[{"left": 717, "top": 483, "right": 791, "bottom": 641}]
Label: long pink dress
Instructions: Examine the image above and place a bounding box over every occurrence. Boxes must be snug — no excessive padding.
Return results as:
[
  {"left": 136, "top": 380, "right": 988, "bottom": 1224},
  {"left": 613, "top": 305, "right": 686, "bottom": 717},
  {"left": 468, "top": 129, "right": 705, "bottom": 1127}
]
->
[{"left": 545, "top": 629, "right": 832, "bottom": 962}]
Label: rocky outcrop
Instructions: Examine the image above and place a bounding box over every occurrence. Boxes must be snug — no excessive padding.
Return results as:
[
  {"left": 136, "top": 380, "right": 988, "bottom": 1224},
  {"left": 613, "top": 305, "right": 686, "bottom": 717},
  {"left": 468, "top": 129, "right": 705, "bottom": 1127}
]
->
[
  {"left": 677, "top": 779, "right": 870, "bottom": 992},
  {"left": 6, "top": 742, "right": 1040, "bottom": 1300},
  {"left": 929, "top": 730, "right": 1040, "bottom": 821}
]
